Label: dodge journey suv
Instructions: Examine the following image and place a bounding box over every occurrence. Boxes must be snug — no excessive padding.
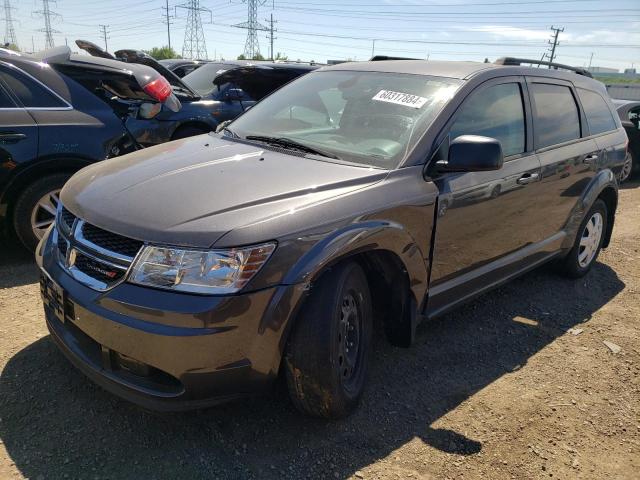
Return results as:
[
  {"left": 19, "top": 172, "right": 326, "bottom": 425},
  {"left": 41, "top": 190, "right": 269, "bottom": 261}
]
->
[{"left": 37, "top": 57, "right": 626, "bottom": 418}]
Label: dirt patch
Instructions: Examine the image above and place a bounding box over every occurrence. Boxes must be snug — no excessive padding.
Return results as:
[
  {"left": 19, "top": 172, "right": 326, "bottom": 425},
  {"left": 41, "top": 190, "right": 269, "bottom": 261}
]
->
[{"left": 1, "top": 182, "right": 639, "bottom": 479}]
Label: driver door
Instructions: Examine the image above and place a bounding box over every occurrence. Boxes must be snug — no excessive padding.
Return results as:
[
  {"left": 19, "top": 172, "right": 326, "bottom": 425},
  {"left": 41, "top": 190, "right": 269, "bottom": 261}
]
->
[{"left": 427, "top": 77, "right": 546, "bottom": 316}]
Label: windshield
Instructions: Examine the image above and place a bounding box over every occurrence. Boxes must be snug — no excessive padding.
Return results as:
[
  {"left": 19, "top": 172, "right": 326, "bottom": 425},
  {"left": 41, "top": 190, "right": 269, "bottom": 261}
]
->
[
  {"left": 227, "top": 70, "right": 461, "bottom": 168},
  {"left": 182, "top": 63, "right": 238, "bottom": 96}
]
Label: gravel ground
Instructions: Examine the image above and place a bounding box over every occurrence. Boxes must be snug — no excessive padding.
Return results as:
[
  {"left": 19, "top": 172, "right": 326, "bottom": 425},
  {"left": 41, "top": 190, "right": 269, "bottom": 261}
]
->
[{"left": 0, "top": 181, "right": 638, "bottom": 480}]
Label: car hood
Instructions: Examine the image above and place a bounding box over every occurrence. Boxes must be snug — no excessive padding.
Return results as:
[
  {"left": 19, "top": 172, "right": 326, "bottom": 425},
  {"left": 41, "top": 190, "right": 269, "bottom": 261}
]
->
[{"left": 61, "top": 135, "right": 388, "bottom": 248}]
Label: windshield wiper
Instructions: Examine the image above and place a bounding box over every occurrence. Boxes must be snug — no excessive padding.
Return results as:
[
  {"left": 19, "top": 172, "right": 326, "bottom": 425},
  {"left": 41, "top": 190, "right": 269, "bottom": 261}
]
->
[{"left": 245, "top": 135, "right": 340, "bottom": 160}]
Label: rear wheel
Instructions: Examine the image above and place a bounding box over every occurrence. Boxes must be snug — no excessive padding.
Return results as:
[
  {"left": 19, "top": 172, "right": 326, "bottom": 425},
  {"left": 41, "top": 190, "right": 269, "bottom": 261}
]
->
[
  {"left": 558, "top": 199, "right": 607, "bottom": 278},
  {"left": 619, "top": 152, "right": 633, "bottom": 183},
  {"left": 284, "top": 262, "right": 372, "bottom": 418},
  {"left": 12, "top": 174, "right": 71, "bottom": 251}
]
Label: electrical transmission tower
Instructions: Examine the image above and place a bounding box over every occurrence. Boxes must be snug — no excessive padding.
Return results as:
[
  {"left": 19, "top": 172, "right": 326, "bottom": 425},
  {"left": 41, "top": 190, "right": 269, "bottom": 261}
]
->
[
  {"left": 177, "top": 0, "right": 211, "bottom": 59},
  {"left": 33, "top": 0, "right": 61, "bottom": 49},
  {"left": 235, "top": 0, "right": 268, "bottom": 59},
  {"left": 2, "top": 0, "right": 17, "bottom": 47},
  {"left": 544, "top": 25, "right": 564, "bottom": 67}
]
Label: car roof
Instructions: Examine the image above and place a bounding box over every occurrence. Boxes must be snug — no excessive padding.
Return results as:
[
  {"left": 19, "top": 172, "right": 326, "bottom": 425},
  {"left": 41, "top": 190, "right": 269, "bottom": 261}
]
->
[{"left": 318, "top": 59, "right": 604, "bottom": 87}]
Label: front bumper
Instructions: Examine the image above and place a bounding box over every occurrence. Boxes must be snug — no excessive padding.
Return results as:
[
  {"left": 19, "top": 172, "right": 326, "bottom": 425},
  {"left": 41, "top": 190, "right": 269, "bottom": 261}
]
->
[{"left": 37, "top": 227, "right": 306, "bottom": 411}]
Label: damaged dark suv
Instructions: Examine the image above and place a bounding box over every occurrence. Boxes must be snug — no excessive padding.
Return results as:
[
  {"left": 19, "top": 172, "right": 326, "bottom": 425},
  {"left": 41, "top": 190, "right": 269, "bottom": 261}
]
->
[{"left": 37, "top": 58, "right": 626, "bottom": 418}]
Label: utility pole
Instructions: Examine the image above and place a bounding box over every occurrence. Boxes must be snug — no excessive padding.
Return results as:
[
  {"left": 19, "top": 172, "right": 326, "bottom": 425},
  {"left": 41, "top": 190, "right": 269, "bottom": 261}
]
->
[
  {"left": 99, "top": 24, "right": 109, "bottom": 51},
  {"left": 162, "top": 0, "right": 173, "bottom": 50},
  {"left": 177, "top": 0, "right": 211, "bottom": 59},
  {"left": 546, "top": 25, "right": 564, "bottom": 67},
  {"left": 588, "top": 52, "right": 594, "bottom": 69},
  {"left": 2, "top": 0, "right": 17, "bottom": 48},
  {"left": 33, "top": 0, "right": 61, "bottom": 49},
  {"left": 234, "top": 0, "right": 268, "bottom": 59},
  {"left": 265, "top": 13, "right": 277, "bottom": 61},
  {"left": 371, "top": 39, "right": 376, "bottom": 57}
]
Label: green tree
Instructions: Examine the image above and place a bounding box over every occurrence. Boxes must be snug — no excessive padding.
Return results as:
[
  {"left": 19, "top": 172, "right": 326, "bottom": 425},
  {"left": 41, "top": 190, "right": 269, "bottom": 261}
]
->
[
  {"left": 144, "top": 46, "right": 180, "bottom": 60},
  {"left": 237, "top": 54, "right": 247, "bottom": 60},
  {"left": 252, "top": 52, "right": 265, "bottom": 61},
  {"left": 274, "top": 52, "right": 288, "bottom": 61},
  {"left": 5, "top": 43, "right": 20, "bottom": 52}
]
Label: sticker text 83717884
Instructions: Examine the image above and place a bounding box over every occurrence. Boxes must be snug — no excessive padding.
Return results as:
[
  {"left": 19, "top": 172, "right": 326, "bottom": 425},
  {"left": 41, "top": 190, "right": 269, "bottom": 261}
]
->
[{"left": 372, "top": 90, "right": 429, "bottom": 109}]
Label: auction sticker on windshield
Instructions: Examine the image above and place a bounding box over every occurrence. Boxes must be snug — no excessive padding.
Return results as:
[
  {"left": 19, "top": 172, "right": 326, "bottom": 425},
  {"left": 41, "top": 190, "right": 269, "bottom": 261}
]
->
[{"left": 372, "top": 90, "right": 428, "bottom": 109}]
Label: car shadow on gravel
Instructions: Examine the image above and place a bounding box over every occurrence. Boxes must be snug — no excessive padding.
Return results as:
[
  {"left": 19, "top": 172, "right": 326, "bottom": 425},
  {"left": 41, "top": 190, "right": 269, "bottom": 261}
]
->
[
  {"left": 0, "top": 235, "right": 38, "bottom": 289},
  {"left": 0, "top": 263, "right": 625, "bottom": 479}
]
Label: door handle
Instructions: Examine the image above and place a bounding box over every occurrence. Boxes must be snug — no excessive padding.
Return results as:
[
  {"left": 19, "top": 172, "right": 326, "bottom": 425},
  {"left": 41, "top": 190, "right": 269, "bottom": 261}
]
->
[
  {"left": 583, "top": 154, "right": 599, "bottom": 164},
  {"left": 0, "top": 133, "right": 27, "bottom": 144},
  {"left": 517, "top": 173, "right": 539, "bottom": 185}
]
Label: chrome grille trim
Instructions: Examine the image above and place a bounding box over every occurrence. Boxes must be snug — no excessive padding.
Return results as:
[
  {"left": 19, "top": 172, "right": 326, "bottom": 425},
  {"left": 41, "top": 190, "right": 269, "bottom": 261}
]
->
[{"left": 54, "top": 207, "right": 143, "bottom": 292}]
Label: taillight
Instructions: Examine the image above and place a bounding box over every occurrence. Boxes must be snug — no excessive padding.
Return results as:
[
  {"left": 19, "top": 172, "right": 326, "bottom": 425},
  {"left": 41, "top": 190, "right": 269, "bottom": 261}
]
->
[{"left": 142, "top": 76, "right": 172, "bottom": 102}]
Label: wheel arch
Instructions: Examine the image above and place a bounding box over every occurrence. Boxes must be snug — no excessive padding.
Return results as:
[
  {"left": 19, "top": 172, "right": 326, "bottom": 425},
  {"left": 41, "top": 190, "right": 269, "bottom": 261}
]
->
[
  {"left": 1, "top": 156, "right": 93, "bottom": 216},
  {"left": 281, "top": 222, "right": 429, "bottom": 349},
  {"left": 578, "top": 169, "right": 617, "bottom": 250}
]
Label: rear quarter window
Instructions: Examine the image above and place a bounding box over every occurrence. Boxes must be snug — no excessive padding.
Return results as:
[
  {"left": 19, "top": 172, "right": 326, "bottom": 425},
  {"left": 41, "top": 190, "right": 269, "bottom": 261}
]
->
[
  {"left": 0, "top": 66, "right": 68, "bottom": 108},
  {"left": 530, "top": 83, "right": 580, "bottom": 149},
  {"left": 577, "top": 88, "right": 617, "bottom": 135}
]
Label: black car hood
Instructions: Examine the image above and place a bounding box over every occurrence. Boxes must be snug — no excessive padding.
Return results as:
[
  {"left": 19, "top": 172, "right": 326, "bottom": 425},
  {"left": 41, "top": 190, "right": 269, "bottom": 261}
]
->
[{"left": 61, "top": 135, "right": 387, "bottom": 248}]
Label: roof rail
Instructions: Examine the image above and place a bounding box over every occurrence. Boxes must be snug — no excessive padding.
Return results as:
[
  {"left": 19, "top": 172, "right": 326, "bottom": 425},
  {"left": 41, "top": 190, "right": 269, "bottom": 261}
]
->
[
  {"left": 494, "top": 57, "right": 593, "bottom": 78},
  {"left": 370, "top": 55, "right": 422, "bottom": 61}
]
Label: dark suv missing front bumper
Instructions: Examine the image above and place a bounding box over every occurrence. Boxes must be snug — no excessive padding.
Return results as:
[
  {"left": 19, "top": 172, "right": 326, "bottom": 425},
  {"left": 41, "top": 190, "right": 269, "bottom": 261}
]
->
[{"left": 37, "top": 227, "right": 306, "bottom": 411}]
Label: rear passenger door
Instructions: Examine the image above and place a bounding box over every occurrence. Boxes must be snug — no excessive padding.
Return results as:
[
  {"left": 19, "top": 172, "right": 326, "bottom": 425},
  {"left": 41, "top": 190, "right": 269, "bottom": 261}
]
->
[{"left": 526, "top": 79, "right": 599, "bottom": 242}]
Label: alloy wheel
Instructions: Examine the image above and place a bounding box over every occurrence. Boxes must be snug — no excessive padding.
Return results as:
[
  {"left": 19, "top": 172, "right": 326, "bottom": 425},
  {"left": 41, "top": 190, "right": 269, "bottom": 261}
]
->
[
  {"left": 620, "top": 153, "right": 633, "bottom": 183},
  {"left": 578, "top": 211, "right": 603, "bottom": 268},
  {"left": 30, "top": 189, "right": 60, "bottom": 240}
]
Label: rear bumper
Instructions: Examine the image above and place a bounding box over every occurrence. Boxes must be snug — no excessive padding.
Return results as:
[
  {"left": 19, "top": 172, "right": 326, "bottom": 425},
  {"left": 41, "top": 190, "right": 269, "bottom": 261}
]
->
[{"left": 38, "top": 228, "right": 307, "bottom": 410}]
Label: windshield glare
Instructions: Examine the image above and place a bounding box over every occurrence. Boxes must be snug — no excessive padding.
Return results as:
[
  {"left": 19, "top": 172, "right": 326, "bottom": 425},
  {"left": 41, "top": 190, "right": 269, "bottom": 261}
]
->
[
  {"left": 182, "top": 63, "right": 236, "bottom": 96},
  {"left": 228, "top": 70, "right": 461, "bottom": 168}
]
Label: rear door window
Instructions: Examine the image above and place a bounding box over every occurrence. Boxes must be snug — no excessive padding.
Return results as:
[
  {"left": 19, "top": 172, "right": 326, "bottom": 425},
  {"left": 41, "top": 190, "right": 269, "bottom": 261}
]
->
[
  {"left": 0, "top": 66, "right": 68, "bottom": 108},
  {"left": 577, "top": 88, "right": 617, "bottom": 135},
  {"left": 530, "top": 83, "right": 580, "bottom": 148},
  {"left": 449, "top": 82, "right": 525, "bottom": 157}
]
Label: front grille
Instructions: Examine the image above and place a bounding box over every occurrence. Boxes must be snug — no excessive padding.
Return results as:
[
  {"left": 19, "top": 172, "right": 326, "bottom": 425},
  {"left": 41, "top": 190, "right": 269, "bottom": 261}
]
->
[
  {"left": 73, "top": 250, "right": 127, "bottom": 284},
  {"left": 81, "top": 222, "right": 143, "bottom": 259},
  {"left": 55, "top": 205, "right": 141, "bottom": 291},
  {"left": 60, "top": 207, "right": 76, "bottom": 231}
]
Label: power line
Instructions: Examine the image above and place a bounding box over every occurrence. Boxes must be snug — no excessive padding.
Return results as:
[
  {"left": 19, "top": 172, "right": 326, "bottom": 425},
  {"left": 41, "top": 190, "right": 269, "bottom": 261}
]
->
[
  {"left": 33, "top": 0, "right": 61, "bottom": 50},
  {"left": 234, "top": 0, "right": 268, "bottom": 58},
  {"left": 177, "top": 0, "right": 211, "bottom": 59},
  {"left": 2, "top": 0, "right": 17, "bottom": 47}
]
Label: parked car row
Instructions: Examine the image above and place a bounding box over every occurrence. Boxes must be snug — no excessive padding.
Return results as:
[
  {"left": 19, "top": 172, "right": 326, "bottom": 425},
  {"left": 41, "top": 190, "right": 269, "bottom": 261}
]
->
[
  {"left": 36, "top": 56, "right": 628, "bottom": 418},
  {"left": 613, "top": 99, "right": 640, "bottom": 182},
  {"left": 0, "top": 43, "right": 315, "bottom": 249}
]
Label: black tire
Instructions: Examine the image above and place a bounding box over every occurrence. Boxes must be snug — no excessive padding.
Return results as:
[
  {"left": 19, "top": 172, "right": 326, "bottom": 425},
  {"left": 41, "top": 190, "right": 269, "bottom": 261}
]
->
[
  {"left": 558, "top": 199, "right": 608, "bottom": 279},
  {"left": 12, "top": 173, "right": 71, "bottom": 252},
  {"left": 284, "top": 262, "right": 372, "bottom": 418},
  {"left": 171, "top": 125, "right": 210, "bottom": 140}
]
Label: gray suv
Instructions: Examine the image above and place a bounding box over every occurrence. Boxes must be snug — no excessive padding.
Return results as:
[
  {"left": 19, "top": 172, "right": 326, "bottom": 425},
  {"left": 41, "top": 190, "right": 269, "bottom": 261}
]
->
[{"left": 37, "top": 58, "right": 627, "bottom": 418}]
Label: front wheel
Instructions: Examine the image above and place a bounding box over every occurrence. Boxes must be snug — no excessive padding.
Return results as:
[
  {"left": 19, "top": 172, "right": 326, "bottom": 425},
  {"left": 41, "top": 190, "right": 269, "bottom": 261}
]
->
[
  {"left": 284, "top": 262, "right": 372, "bottom": 418},
  {"left": 558, "top": 199, "right": 607, "bottom": 278},
  {"left": 12, "top": 174, "right": 71, "bottom": 251}
]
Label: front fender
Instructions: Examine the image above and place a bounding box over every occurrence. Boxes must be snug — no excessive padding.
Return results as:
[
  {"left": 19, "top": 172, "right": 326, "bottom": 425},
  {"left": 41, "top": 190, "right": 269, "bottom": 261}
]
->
[{"left": 282, "top": 220, "right": 430, "bottom": 307}]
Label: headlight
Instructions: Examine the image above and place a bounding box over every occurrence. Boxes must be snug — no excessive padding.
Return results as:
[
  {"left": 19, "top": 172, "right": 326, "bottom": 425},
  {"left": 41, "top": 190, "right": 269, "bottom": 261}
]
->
[{"left": 128, "top": 243, "right": 275, "bottom": 294}]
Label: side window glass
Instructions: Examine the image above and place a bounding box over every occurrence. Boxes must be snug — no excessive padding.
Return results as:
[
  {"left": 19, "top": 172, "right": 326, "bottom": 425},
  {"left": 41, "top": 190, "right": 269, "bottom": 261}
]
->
[
  {"left": 0, "top": 66, "right": 67, "bottom": 108},
  {"left": 577, "top": 88, "right": 617, "bottom": 135},
  {"left": 0, "top": 85, "right": 16, "bottom": 108},
  {"left": 449, "top": 82, "right": 525, "bottom": 157},
  {"left": 531, "top": 83, "right": 580, "bottom": 148}
]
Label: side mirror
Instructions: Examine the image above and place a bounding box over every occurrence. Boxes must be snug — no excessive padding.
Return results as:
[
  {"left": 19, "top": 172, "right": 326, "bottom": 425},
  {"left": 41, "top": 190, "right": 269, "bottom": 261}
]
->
[{"left": 439, "top": 135, "right": 504, "bottom": 172}]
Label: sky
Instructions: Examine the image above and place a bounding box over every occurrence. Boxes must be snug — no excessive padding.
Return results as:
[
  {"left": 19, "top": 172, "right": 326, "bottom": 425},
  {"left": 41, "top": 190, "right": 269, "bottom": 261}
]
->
[{"left": 8, "top": 0, "right": 640, "bottom": 72}]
